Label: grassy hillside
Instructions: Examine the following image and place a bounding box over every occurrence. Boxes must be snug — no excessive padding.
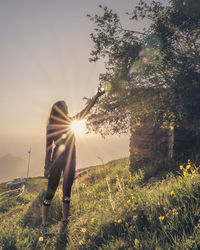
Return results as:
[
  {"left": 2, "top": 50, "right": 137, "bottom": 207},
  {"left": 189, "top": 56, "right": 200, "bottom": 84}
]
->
[{"left": 0, "top": 158, "right": 200, "bottom": 249}]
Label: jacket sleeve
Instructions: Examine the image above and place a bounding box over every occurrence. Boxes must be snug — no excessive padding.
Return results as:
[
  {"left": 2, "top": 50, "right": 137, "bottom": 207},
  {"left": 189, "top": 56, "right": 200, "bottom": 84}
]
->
[
  {"left": 44, "top": 125, "right": 53, "bottom": 171},
  {"left": 73, "top": 92, "right": 100, "bottom": 120}
]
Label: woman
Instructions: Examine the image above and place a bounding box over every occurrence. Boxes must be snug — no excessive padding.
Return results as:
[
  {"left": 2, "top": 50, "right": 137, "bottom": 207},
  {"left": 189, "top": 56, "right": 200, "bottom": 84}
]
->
[{"left": 42, "top": 86, "right": 104, "bottom": 236}]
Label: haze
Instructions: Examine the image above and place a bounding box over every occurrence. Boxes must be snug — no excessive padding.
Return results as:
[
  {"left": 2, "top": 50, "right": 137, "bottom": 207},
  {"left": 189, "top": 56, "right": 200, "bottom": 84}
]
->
[{"left": 0, "top": 0, "right": 150, "bottom": 177}]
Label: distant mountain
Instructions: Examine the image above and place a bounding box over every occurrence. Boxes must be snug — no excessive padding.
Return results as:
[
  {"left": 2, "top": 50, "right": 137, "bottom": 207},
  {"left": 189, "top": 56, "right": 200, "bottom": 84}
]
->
[{"left": 0, "top": 154, "right": 27, "bottom": 183}]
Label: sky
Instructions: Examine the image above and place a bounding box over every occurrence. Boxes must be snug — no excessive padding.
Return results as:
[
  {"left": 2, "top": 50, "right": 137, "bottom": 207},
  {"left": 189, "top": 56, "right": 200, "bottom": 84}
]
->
[{"left": 0, "top": 0, "right": 151, "bottom": 177}]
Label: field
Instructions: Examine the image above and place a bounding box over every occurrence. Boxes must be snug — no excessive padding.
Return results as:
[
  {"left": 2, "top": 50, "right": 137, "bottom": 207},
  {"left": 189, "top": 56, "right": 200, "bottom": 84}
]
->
[{"left": 0, "top": 158, "right": 200, "bottom": 249}]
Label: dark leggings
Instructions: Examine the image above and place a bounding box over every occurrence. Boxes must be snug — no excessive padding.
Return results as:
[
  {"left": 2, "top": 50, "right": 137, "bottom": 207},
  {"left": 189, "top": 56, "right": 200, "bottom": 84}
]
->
[{"left": 43, "top": 149, "right": 76, "bottom": 206}]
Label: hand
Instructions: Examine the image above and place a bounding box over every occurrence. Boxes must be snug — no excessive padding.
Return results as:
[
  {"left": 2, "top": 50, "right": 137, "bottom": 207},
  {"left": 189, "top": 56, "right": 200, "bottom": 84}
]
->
[
  {"left": 44, "top": 168, "right": 50, "bottom": 179},
  {"left": 97, "top": 84, "right": 105, "bottom": 97}
]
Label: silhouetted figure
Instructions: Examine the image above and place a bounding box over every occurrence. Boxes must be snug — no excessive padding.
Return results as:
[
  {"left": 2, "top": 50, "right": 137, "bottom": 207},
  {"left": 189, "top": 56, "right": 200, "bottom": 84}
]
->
[{"left": 41, "top": 86, "right": 104, "bottom": 237}]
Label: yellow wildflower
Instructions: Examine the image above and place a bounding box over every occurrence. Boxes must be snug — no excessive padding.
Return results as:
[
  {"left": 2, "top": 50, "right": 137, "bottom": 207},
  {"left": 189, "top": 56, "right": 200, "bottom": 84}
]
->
[
  {"left": 81, "top": 228, "right": 87, "bottom": 233},
  {"left": 124, "top": 204, "right": 127, "bottom": 207},
  {"left": 188, "top": 160, "right": 191, "bottom": 165},
  {"left": 186, "top": 165, "right": 191, "bottom": 170},
  {"left": 117, "top": 219, "right": 122, "bottom": 223},
  {"left": 39, "top": 237, "right": 43, "bottom": 242},
  {"left": 79, "top": 240, "right": 83, "bottom": 245},
  {"left": 158, "top": 216, "right": 165, "bottom": 221},
  {"left": 127, "top": 199, "right": 131, "bottom": 204},
  {"left": 133, "top": 215, "right": 138, "bottom": 220},
  {"left": 191, "top": 176, "right": 194, "bottom": 180},
  {"left": 134, "top": 238, "right": 140, "bottom": 247},
  {"left": 179, "top": 165, "right": 183, "bottom": 170},
  {"left": 170, "top": 190, "right": 175, "bottom": 196},
  {"left": 131, "top": 195, "right": 135, "bottom": 200},
  {"left": 192, "top": 169, "right": 196, "bottom": 174},
  {"left": 183, "top": 171, "right": 188, "bottom": 177}
]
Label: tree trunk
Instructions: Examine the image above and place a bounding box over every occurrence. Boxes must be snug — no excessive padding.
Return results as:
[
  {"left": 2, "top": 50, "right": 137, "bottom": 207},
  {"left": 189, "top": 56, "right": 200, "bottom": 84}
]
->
[{"left": 129, "top": 121, "right": 169, "bottom": 173}]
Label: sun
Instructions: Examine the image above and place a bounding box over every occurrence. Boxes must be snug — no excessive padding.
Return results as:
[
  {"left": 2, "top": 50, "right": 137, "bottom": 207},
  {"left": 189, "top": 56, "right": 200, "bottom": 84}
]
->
[{"left": 71, "top": 120, "right": 87, "bottom": 136}]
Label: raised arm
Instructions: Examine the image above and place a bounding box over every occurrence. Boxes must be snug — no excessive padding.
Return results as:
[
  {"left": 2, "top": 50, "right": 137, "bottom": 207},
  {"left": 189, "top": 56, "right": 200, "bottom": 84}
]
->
[{"left": 73, "top": 86, "right": 105, "bottom": 120}]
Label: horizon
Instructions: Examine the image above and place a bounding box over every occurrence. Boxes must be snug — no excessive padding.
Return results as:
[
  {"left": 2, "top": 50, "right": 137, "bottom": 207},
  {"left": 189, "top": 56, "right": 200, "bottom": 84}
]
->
[{"left": 0, "top": 0, "right": 154, "bottom": 177}]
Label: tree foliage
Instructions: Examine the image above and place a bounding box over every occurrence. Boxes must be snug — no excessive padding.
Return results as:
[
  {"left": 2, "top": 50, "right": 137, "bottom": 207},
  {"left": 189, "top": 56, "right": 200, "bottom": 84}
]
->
[{"left": 87, "top": 0, "right": 200, "bottom": 136}]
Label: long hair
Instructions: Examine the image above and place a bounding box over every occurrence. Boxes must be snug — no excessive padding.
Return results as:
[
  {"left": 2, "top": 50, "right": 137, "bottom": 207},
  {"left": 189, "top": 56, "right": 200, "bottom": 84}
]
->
[{"left": 48, "top": 100, "right": 68, "bottom": 126}]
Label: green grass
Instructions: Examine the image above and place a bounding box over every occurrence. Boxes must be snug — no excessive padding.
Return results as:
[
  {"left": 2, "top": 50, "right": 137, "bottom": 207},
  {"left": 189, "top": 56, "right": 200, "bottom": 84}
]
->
[{"left": 0, "top": 158, "right": 200, "bottom": 249}]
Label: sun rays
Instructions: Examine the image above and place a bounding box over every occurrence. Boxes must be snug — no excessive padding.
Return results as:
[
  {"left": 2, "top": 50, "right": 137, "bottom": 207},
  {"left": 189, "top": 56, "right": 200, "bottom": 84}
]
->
[
  {"left": 46, "top": 104, "right": 87, "bottom": 158},
  {"left": 71, "top": 120, "right": 87, "bottom": 136}
]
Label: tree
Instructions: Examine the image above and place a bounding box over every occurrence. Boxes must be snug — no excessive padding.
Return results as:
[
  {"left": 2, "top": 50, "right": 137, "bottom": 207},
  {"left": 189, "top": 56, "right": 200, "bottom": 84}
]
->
[{"left": 87, "top": 0, "right": 200, "bottom": 168}]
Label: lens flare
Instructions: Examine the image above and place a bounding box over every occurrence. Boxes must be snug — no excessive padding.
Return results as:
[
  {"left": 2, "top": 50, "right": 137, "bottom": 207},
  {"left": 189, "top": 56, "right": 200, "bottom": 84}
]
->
[
  {"left": 61, "top": 133, "right": 67, "bottom": 139},
  {"left": 128, "top": 33, "right": 163, "bottom": 79},
  {"left": 128, "top": 66, "right": 138, "bottom": 77},
  {"left": 142, "top": 57, "right": 150, "bottom": 65},
  {"left": 128, "top": 47, "right": 163, "bottom": 77},
  {"left": 101, "top": 82, "right": 112, "bottom": 92},
  {"left": 71, "top": 120, "right": 86, "bottom": 136},
  {"left": 128, "top": 59, "right": 144, "bottom": 76},
  {"left": 59, "top": 144, "right": 66, "bottom": 152}
]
